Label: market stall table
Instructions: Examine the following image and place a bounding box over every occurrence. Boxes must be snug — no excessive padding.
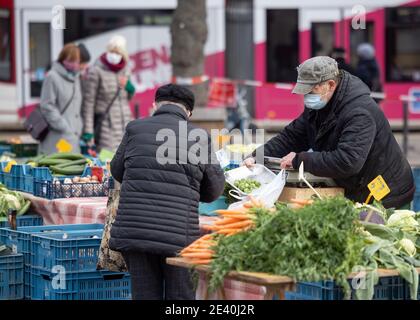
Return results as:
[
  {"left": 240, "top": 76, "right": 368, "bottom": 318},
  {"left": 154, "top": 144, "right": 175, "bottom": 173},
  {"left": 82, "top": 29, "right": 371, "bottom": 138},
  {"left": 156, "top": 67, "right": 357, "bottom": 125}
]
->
[
  {"left": 167, "top": 257, "right": 296, "bottom": 300},
  {"left": 167, "top": 257, "right": 420, "bottom": 300}
]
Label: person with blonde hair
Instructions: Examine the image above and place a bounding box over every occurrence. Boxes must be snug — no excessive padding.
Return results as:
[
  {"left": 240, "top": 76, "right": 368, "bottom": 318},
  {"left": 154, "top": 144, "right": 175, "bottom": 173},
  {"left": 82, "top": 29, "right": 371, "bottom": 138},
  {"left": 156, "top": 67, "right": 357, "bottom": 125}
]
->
[
  {"left": 82, "top": 35, "right": 135, "bottom": 151},
  {"left": 39, "top": 43, "right": 83, "bottom": 154}
]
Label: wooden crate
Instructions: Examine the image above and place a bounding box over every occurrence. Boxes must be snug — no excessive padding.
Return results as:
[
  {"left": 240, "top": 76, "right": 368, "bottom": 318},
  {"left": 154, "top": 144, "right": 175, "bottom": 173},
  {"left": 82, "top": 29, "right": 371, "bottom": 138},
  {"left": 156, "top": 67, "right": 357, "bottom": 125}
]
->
[{"left": 278, "top": 187, "right": 344, "bottom": 202}]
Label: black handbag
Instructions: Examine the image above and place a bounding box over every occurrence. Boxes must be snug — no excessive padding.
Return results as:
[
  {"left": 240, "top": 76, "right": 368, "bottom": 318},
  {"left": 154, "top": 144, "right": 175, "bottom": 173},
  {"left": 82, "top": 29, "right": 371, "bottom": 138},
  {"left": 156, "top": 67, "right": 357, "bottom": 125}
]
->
[{"left": 24, "top": 85, "right": 75, "bottom": 141}]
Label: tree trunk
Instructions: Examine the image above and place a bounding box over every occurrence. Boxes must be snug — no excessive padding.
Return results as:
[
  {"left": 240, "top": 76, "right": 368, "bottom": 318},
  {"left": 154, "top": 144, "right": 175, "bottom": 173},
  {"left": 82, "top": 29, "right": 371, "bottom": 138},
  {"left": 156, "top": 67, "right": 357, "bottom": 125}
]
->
[{"left": 170, "top": 0, "right": 208, "bottom": 107}]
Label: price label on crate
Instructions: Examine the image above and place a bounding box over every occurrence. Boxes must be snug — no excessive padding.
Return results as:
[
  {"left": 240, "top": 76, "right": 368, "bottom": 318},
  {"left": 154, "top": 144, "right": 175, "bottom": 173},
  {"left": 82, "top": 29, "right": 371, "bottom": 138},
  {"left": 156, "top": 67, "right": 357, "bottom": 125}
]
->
[
  {"left": 56, "top": 139, "right": 73, "bottom": 153},
  {"left": 368, "top": 175, "right": 391, "bottom": 201}
]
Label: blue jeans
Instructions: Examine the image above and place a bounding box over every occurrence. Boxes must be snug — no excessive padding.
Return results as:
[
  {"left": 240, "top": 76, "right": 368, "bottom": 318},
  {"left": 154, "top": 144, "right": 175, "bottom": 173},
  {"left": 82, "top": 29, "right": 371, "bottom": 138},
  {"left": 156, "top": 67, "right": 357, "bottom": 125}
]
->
[{"left": 122, "top": 251, "right": 195, "bottom": 300}]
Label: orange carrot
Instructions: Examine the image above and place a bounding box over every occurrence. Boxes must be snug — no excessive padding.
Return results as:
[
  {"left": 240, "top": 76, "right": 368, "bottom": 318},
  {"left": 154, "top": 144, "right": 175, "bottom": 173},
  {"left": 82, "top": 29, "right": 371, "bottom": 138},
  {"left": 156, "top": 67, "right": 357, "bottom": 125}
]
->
[
  {"left": 243, "top": 202, "right": 253, "bottom": 209},
  {"left": 218, "top": 228, "right": 243, "bottom": 235},
  {"left": 182, "top": 252, "right": 213, "bottom": 259},
  {"left": 215, "top": 209, "right": 246, "bottom": 216},
  {"left": 219, "top": 213, "right": 253, "bottom": 220},
  {"left": 221, "top": 220, "right": 254, "bottom": 229},
  {"left": 184, "top": 248, "right": 214, "bottom": 254},
  {"left": 215, "top": 217, "right": 240, "bottom": 226}
]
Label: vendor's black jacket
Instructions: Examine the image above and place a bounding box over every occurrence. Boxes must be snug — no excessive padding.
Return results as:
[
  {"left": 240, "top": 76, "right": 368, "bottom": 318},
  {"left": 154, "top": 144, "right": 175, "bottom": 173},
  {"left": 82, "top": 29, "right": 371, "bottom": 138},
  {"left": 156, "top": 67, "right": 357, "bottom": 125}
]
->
[
  {"left": 109, "top": 104, "right": 225, "bottom": 255},
  {"left": 259, "top": 71, "right": 415, "bottom": 208}
]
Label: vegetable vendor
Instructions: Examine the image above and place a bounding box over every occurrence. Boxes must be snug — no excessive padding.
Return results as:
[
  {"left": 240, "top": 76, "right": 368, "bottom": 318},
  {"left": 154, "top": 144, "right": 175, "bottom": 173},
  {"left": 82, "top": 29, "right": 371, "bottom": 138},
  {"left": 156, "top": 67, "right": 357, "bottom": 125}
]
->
[{"left": 244, "top": 56, "right": 415, "bottom": 209}]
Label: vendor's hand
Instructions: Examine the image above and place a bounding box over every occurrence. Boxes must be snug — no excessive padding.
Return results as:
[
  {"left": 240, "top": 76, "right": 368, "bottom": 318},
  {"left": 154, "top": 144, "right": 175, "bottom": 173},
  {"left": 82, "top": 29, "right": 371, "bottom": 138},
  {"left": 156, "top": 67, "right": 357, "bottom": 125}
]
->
[
  {"left": 280, "top": 152, "right": 296, "bottom": 169},
  {"left": 242, "top": 157, "right": 256, "bottom": 168}
]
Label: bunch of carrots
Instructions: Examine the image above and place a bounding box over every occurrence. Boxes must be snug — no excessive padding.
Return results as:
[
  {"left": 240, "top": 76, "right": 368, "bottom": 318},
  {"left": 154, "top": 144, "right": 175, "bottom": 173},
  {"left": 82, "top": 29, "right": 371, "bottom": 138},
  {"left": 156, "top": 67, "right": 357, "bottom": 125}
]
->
[{"left": 179, "top": 196, "right": 262, "bottom": 265}]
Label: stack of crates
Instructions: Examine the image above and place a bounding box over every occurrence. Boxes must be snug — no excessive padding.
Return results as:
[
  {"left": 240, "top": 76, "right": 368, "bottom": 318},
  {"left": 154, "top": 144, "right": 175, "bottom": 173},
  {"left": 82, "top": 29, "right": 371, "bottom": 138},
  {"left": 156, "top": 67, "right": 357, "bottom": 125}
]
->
[
  {"left": 285, "top": 277, "right": 407, "bottom": 300},
  {"left": 0, "top": 253, "right": 24, "bottom": 300},
  {"left": 29, "top": 224, "right": 131, "bottom": 300},
  {"left": 0, "top": 223, "right": 131, "bottom": 300}
]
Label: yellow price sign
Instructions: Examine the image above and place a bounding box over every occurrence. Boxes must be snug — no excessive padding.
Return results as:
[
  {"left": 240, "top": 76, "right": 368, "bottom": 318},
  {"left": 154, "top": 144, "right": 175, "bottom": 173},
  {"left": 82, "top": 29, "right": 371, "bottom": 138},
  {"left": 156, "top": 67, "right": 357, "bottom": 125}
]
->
[
  {"left": 367, "top": 175, "right": 391, "bottom": 201},
  {"left": 56, "top": 138, "right": 73, "bottom": 153}
]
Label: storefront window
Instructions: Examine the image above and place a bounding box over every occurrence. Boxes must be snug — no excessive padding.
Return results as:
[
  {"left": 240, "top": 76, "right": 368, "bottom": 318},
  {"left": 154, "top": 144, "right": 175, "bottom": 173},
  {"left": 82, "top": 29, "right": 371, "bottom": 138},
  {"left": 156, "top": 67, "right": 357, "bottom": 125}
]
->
[
  {"left": 64, "top": 10, "right": 173, "bottom": 43},
  {"left": 266, "top": 9, "right": 299, "bottom": 83},
  {"left": 386, "top": 7, "right": 420, "bottom": 82},
  {"left": 29, "top": 23, "right": 51, "bottom": 97},
  {"left": 311, "top": 22, "right": 334, "bottom": 57},
  {"left": 0, "top": 9, "right": 11, "bottom": 81}
]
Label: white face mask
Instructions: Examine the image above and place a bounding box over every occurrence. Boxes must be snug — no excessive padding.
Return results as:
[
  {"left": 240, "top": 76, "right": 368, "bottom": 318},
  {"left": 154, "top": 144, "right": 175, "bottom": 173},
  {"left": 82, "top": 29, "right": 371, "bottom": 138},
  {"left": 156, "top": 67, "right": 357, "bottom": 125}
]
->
[{"left": 106, "top": 52, "right": 123, "bottom": 65}]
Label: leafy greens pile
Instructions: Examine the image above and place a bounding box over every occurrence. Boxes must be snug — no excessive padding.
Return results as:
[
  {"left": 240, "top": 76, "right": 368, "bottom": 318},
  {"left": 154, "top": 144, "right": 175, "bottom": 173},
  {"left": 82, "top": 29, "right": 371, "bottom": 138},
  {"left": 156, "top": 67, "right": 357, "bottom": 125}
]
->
[
  {"left": 208, "top": 197, "right": 420, "bottom": 300},
  {"left": 209, "top": 196, "right": 365, "bottom": 298},
  {"left": 0, "top": 183, "right": 31, "bottom": 222},
  {"left": 358, "top": 204, "right": 420, "bottom": 300}
]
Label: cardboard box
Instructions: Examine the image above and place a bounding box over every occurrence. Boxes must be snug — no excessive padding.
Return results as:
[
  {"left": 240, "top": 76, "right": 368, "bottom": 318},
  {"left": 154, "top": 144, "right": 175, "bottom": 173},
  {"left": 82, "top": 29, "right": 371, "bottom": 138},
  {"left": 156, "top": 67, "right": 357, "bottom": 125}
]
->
[{"left": 278, "top": 187, "right": 344, "bottom": 202}]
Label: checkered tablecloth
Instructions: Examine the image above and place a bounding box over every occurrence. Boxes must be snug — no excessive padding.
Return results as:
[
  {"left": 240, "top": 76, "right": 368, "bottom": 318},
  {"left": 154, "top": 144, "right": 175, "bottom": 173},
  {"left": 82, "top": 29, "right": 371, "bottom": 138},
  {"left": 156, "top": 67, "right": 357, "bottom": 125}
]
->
[
  {"left": 196, "top": 273, "right": 266, "bottom": 300},
  {"left": 21, "top": 193, "right": 266, "bottom": 299},
  {"left": 23, "top": 193, "right": 220, "bottom": 227},
  {"left": 22, "top": 193, "right": 108, "bottom": 225}
]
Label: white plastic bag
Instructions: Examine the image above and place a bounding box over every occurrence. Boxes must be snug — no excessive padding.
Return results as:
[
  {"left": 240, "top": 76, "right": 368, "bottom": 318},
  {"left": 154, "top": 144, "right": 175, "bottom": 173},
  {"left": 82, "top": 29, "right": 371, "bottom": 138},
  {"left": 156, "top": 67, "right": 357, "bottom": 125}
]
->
[{"left": 228, "top": 169, "right": 287, "bottom": 210}]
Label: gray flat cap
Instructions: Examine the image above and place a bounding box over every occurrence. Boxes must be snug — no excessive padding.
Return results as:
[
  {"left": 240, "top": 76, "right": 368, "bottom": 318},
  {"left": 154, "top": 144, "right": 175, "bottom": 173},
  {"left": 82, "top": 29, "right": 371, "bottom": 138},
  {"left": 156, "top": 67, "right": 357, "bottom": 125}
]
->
[{"left": 292, "top": 56, "right": 339, "bottom": 95}]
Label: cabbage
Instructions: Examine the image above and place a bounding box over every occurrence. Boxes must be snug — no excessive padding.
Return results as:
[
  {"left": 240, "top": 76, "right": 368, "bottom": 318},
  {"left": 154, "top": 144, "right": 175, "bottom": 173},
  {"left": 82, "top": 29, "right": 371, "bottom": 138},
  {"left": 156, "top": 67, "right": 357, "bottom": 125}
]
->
[
  {"left": 0, "top": 194, "right": 21, "bottom": 211},
  {"left": 399, "top": 238, "right": 417, "bottom": 257},
  {"left": 387, "top": 210, "right": 418, "bottom": 228}
]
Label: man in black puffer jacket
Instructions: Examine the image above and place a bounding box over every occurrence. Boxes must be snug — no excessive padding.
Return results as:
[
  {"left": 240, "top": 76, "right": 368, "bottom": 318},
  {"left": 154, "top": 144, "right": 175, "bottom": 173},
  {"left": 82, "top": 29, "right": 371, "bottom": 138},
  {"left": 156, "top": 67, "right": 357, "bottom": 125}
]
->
[
  {"left": 245, "top": 56, "right": 415, "bottom": 209},
  {"left": 109, "top": 84, "right": 225, "bottom": 300}
]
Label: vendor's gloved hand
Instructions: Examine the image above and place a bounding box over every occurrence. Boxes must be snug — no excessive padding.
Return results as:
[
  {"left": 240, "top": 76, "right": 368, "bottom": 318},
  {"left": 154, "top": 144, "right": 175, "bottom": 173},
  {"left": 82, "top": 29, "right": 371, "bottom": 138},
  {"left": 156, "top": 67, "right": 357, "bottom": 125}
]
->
[{"left": 242, "top": 157, "right": 256, "bottom": 168}]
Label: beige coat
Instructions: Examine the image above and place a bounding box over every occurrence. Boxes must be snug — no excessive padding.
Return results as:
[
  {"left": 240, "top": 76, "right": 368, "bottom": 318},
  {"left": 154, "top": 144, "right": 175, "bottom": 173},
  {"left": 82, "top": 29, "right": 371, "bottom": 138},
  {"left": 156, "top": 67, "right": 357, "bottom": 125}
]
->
[{"left": 82, "top": 59, "right": 133, "bottom": 152}]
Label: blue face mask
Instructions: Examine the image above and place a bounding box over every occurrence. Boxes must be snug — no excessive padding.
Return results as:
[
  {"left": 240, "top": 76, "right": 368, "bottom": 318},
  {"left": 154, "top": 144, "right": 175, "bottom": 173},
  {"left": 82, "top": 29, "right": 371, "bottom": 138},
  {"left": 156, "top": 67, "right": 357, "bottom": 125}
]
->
[{"left": 304, "top": 93, "right": 327, "bottom": 110}]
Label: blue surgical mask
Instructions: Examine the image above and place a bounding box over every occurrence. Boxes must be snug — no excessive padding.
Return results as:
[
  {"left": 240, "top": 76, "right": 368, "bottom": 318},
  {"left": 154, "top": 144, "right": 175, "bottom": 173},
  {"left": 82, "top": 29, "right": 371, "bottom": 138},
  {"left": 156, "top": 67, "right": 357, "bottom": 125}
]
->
[{"left": 304, "top": 94, "right": 327, "bottom": 110}]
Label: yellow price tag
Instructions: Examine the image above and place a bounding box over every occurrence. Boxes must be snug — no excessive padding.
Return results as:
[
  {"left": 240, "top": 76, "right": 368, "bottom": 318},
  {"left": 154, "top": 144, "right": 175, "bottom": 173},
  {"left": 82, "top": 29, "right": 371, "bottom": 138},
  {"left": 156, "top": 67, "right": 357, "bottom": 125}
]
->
[
  {"left": 367, "top": 175, "right": 391, "bottom": 201},
  {"left": 56, "top": 139, "right": 73, "bottom": 153}
]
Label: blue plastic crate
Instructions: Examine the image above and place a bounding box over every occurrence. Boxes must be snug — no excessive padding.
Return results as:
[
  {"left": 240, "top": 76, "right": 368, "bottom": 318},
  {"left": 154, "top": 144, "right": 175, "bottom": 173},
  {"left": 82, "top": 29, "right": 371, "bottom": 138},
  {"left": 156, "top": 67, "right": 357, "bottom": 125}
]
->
[
  {"left": 0, "top": 144, "right": 11, "bottom": 156},
  {"left": 0, "top": 214, "right": 43, "bottom": 228},
  {"left": 24, "top": 264, "right": 31, "bottom": 299},
  {"left": 0, "top": 254, "right": 24, "bottom": 300},
  {"left": 33, "top": 167, "right": 111, "bottom": 199},
  {"left": 31, "top": 269, "right": 131, "bottom": 300},
  {"left": 11, "top": 164, "right": 34, "bottom": 193},
  {"left": 199, "top": 196, "right": 228, "bottom": 216},
  {"left": 414, "top": 193, "right": 420, "bottom": 212},
  {"left": 3, "top": 171, "right": 15, "bottom": 190},
  {"left": 285, "top": 277, "right": 406, "bottom": 300},
  {"left": 9, "top": 164, "right": 33, "bottom": 192},
  {"left": 31, "top": 229, "right": 104, "bottom": 273},
  {"left": 0, "top": 223, "right": 103, "bottom": 265}
]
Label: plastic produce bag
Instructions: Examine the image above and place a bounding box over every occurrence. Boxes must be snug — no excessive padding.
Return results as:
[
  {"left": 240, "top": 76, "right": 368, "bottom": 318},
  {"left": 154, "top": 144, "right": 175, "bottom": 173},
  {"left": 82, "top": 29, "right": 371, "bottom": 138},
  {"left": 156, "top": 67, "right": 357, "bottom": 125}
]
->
[{"left": 228, "top": 169, "right": 287, "bottom": 210}]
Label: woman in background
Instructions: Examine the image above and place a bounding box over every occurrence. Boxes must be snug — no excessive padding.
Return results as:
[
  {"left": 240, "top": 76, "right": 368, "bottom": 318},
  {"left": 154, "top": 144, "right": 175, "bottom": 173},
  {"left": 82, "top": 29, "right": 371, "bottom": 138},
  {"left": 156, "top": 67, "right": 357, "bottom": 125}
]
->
[
  {"left": 39, "top": 43, "right": 83, "bottom": 154},
  {"left": 82, "top": 35, "right": 135, "bottom": 152}
]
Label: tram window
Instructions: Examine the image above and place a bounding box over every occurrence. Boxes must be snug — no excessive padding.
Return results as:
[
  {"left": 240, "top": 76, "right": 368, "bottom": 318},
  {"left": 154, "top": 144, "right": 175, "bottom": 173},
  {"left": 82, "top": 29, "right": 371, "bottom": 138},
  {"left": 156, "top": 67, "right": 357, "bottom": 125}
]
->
[
  {"left": 0, "top": 9, "right": 11, "bottom": 81},
  {"left": 64, "top": 10, "right": 173, "bottom": 43},
  {"left": 266, "top": 9, "right": 299, "bottom": 83},
  {"left": 311, "top": 23, "right": 334, "bottom": 57},
  {"left": 29, "top": 23, "right": 51, "bottom": 98},
  {"left": 386, "top": 7, "right": 420, "bottom": 82},
  {"left": 350, "top": 21, "right": 374, "bottom": 68}
]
